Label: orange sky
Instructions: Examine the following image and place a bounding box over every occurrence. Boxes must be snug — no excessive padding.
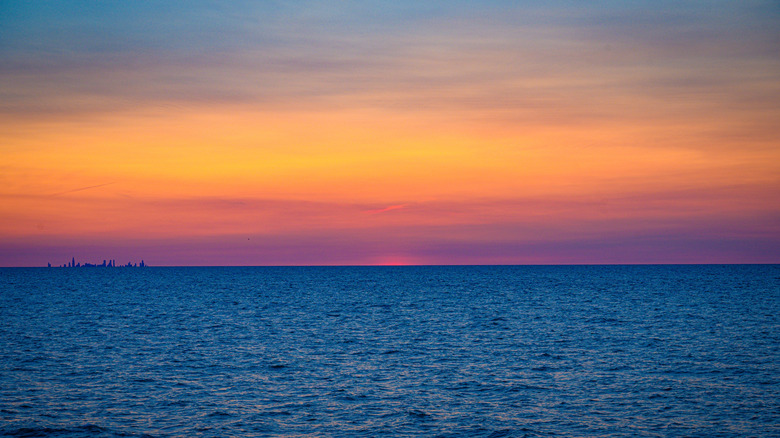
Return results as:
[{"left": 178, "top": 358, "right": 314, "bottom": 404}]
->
[{"left": 1, "top": 2, "right": 779, "bottom": 266}]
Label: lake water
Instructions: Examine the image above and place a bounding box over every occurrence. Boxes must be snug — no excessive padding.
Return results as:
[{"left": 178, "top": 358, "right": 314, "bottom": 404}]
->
[{"left": 1, "top": 265, "right": 778, "bottom": 437}]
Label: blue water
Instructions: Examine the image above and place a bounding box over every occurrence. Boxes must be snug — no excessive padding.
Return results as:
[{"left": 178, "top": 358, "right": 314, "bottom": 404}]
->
[{"left": 1, "top": 265, "right": 778, "bottom": 437}]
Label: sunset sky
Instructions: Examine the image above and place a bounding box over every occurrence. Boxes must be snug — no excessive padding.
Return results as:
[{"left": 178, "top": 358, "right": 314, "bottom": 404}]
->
[{"left": 1, "top": 1, "right": 779, "bottom": 266}]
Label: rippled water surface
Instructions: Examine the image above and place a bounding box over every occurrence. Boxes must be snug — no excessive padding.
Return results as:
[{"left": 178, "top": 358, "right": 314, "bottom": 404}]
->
[{"left": 1, "top": 265, "right": 779, "bottom": 437}]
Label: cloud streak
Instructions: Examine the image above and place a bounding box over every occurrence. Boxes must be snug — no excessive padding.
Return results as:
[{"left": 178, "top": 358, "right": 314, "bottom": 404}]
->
[{"left": 49, "top": 182, "right": 115, "bottom": 196}]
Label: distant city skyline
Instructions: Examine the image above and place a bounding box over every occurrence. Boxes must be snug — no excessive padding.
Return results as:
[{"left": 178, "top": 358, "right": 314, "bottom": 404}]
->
[
  {"left": 1, "top": 1, "right": 778, "bottom": 266},
  {"left": 49, "top": 257, "right": 145, "bottom": 268}
]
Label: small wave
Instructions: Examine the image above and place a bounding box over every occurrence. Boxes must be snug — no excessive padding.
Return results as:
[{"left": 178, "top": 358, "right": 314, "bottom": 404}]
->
[
  {"left": 487, "top": 429, "right": 513, "bottom": 438},
  {"left": 508, "top": 384, "right": 548, "bottom": 392},
  {"left": 406, "top": 409, "right": 430, "bottom": 419},
  {"left": 130, "top": 378, "right": 155, "bottom": 383},
  {"left": 605, "top": 365, "right": 631, "bottom": 371},
  {"left": 255, "top": 410, "right": 292, "bottom": 417},
  {"left": 163, "top": 400, "right": 188, "bottom": 407},
  {"left": 3, "top": 427, "right": 65, "bottom": 438},
  {"left": 19, "top": 356, "right": 48, "bottom": 364},
  {"left": 1, "top": 424, "right": 155, "bottom": 438},
  {"left": 487, "top": 428, "right": 543, "bottom": 438},
  {"left": 206, "top": 411, "right": 233, "bottom": 418},
  {"left": 337, "top": 393, "right": 368, "bottom": 401},
  {"left": 537, "top": 352, "right": 564, "bottom": 360},
  {"left": 585, "top": 316, "right": 623, "bottom": 324}
]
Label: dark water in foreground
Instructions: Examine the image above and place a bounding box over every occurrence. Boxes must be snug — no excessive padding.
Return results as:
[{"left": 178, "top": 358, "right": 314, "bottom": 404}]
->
[{"left": 1, "top": 265, "right": 778, "bottom": 437}]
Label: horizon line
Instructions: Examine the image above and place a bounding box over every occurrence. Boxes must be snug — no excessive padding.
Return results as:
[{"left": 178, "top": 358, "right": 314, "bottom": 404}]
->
[{"left": 4, "top": 262, "right": 778, "bottom": 268}]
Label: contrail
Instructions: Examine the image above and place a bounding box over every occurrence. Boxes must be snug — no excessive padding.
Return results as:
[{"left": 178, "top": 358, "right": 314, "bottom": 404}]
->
[
  {"left": 363, "top": 204, "right": 407, "bottom": 215},
  {"left": 50, "top": 182, "right": 116, "bottom": 196}
]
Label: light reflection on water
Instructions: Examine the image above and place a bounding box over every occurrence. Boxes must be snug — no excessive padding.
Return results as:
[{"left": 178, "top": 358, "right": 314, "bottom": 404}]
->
[{"left": 0, "top": 265, "right": 778, "bottom": 437}]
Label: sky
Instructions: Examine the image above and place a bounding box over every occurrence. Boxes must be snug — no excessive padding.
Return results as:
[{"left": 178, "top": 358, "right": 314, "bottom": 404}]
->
[{"left": 1, "top": 1, "right": 779, "bottom": 266}]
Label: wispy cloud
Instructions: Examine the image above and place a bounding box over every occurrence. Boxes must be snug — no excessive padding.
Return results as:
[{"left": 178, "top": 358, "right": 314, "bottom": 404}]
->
[
  {"left": 49, "top": 182, "right": 115, "bottom": 196},
  {"left": 363, "top": 204, "right": 408, "bottom": 215}
]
